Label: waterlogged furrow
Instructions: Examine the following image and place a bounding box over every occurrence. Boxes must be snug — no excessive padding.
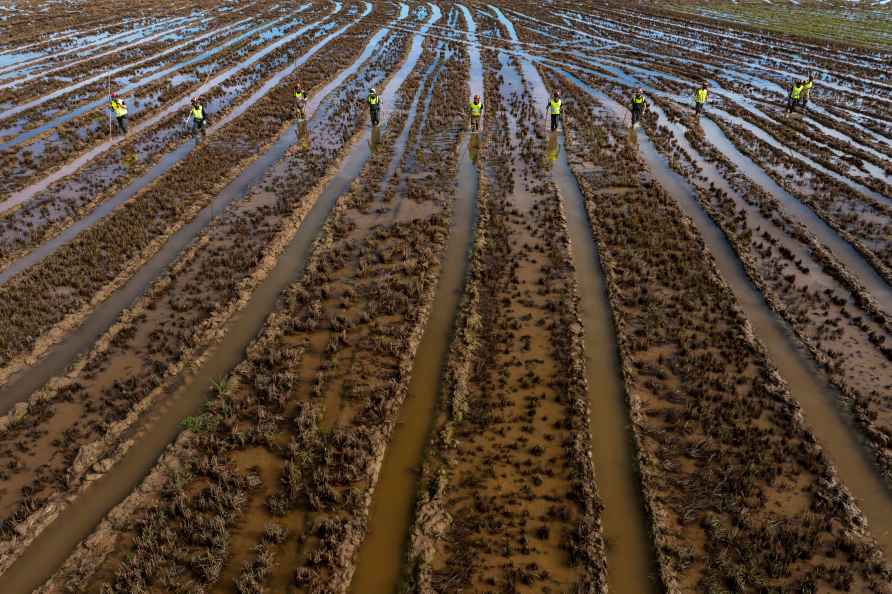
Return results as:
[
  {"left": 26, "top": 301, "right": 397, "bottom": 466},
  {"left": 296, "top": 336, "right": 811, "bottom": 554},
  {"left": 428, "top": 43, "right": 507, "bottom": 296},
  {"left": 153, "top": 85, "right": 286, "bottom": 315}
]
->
[
  {"left": 629, "top": 95, "right": 892, "bottom": 488},
  {"left": 704, "top": 113, "right": 892, "bottom": 284},
  {"left": 0, "top": 1, "right": 343, "bottom": 213},
  {"left": 0, "top": 15, "right": 196, "bottom": 80},
  {"left": 0, "top": 7, "right": 410, "bottom": 591},
  {"left": 0, "top": 5, "right": 322, "bottom": 209},
  {"left": 0, "top": 10, "right": 277, "bottom": 144},
  {"left": 6, "top": 9, "right": 445, "bottom": 591},
  {"left": 0, "top": 16, "right": 211, "bottom": 89},
  {"left": 0, "top": 4, "right": 366, "bottom": 389},
  {"left": 0, "top": 9, "right": 345, "bottom": 276},
  {"left": 402, "top": 32, "right": 607, "bottom": 592},
  {"left": 349, "top": 8, "right": 471, "bottom": 592},
  {"left": 562, "top": 93, "right": 892, "bottom": 591}
]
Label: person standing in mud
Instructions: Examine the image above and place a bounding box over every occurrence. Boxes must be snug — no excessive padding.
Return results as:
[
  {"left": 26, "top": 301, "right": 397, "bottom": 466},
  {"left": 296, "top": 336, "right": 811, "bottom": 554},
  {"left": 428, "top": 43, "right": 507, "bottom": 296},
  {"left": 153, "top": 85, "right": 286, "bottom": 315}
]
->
[
  {"left": 367, "top": 87, "right": 381, "bottom": 127},
  {"left": 109, "top": 92, "right": 128, "bottom": 135},
  {"left": 295, "top": 82, "right": 308, "bottom": 121},
  {"left": 469, "top": 94, "right": 483, "bottom": 132},
  {"left": 547, "top": 90, "right": 562, "bottom": 132},
  {"left": 787, "top": 79, "right": 805, "bottom": 114},
  {"left": 694, "top": 82, "right": 709, "bottom": 116},
  {"left": 630, "top": 88, "right": 646, "bottom": 127},
  {"left": 802, "top": 75, "right": 814, "bottom": 109},
  {"left": 188, "top": 97, "right": 206, "bottom": 137}
]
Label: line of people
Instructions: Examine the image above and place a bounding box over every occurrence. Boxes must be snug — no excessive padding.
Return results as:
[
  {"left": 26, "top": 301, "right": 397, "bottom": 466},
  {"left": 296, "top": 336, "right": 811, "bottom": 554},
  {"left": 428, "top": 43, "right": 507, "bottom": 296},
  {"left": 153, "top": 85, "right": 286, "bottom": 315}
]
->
[{"left": 109, "top": 73, "right": 816, "bottom": 148}]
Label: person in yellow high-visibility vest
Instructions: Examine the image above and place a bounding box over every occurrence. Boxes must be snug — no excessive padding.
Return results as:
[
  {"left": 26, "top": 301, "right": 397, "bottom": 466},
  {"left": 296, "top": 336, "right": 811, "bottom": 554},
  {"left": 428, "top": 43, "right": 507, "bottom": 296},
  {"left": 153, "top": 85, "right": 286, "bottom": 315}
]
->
[
  {"left": 468, "top": 94, "right": 483, "bottom": 132},
  {"left": 547, "top": 90, "right": 562, "bottom": 132},
  {"left": 694, "top": 82, "right": 709, "bottom": 116},
  {"left": 367, "top": 88, "right": 381, "bottom": 127},
  {"left": 294, "top": 82, "right": 308, "bottom": 121},
  {"left": 787, "top": 80, "right": 805, "bottom": 114},
  {"left": 802, "top": 76, "right": 814, "bottom": 109},
  {"left": 630, "top": 88, "right": 646, "bottom": 127},
  {"left": 189, "top": 97, "right": 206, "bottom": 136},
  {"left": 109, "top": 92, "right": 128, "bottom": 134}
]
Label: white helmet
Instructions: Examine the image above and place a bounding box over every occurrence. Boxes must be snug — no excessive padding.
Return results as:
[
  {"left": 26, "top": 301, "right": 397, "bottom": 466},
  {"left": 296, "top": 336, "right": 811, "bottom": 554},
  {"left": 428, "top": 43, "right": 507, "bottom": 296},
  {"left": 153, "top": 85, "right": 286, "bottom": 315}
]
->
[{"left": 370, "top": 88, "right": 376, "bottom": 94}]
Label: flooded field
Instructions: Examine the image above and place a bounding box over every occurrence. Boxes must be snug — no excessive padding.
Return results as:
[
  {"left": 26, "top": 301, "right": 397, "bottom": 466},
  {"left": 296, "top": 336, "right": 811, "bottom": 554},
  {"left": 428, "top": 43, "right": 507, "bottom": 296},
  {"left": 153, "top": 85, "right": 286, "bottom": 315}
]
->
[{"left": 1, "top": 0, "right": 892, "bottom": 592}]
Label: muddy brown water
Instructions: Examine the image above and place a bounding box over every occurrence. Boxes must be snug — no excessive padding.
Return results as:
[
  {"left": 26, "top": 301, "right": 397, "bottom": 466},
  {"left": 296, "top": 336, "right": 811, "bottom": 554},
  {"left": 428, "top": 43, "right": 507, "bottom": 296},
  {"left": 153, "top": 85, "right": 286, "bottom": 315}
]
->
[
  {"left": 698, "top": 116, "right": 892, "bottom": 314},
  {"left": 0, "top": 17, "right": 208, "bottom": 91},
  {"left": 552, "top": 139, "right": 663, "bottom": 593},
  {"left": 0, "top": 12, "right": 437, "bottom": 590},
  {"left": 0, "top": 15, "right": 193, "bottom": 79},
  {"left": 349, "top": 130, "right": 477, "bottom": 594},
  {"left": 349, "top": 10, "right": 475, "bottom": 593},
  {"left": 0, "top": 7, "right": 385, "bottom": 412},
  {"left": 629, "top": 109, "right": 892, "bottom": 558},
  {"left": 492, "top": 6, "right": 663, "bottom": 592},
  {"left": 0, "top": 129, "right": 373, "bottom": 594}
]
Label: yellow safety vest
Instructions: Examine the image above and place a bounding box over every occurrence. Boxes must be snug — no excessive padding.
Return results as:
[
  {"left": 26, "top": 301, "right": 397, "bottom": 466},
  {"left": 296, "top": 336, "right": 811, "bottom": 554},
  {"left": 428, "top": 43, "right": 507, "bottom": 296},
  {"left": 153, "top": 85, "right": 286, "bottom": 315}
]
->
[
  {"left": 803, "top": 80, "right": 813, "bottom": 91},
  {"left": 790, "top": 84, "right": 803, "bottom": 100},
  {"left": 191, "top": 105, "right": 204, "bottom": 120},
  {"left": 696, "top": 88, "right": 708, "bottom": 104},
  {"left": 368, "top": 94, "right": 380, "bottom": 106},
  {"left": 632, "top": 94, "right": 644, "bottom": 106},
  {"left": 549, "top": 98, "right": 562, "bottom": 115},
  {"left": 111, "top": 99, "right": 127, "bottom": 117},
  {"left": 294, "top": 91, "right": 306, "bottom": 101},
  {"left": 469, "top": 100, "right": 482, "bottom": 116}
]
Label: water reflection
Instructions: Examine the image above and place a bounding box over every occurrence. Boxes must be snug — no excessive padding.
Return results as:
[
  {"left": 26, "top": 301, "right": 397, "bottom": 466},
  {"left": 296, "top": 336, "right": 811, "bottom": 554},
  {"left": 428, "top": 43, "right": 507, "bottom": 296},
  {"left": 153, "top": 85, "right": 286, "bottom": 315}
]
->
[
  {"left": 546, "top": 131, "right": 559, "bottom": 163},
  {"left": 368, "top": 125, "right": 381, "bottom": 152},
  {"left": 469, "top": 130, "right": 480, "bottom": 163},
  {"left": 296, "top": 119, "right": 309, "bottom": 151}
]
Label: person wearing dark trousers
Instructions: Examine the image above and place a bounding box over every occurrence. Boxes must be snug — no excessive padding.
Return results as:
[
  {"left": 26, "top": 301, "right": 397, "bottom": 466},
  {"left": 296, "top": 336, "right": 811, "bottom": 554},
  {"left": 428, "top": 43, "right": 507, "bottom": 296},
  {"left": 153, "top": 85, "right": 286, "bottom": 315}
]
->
[
  {"left": 630, "top": 88, "right": 646, "bottom": 126},
  {"left": 367, "top": 88, "right": 381, "bottom": 127},
  {"left": 469, "top": 94, "right": 482, "bottom": 132},
  {"left": 294, "top": 82, "right": 307, "bottom": 121},
  {"left": 694, "top": 83, "right": 709, "bottom": 116},
  {"left": 787, "top": 80, "right": 805, "bottom": 114},
  {"left": 548, "top": 90, "right": 562, "bottom": 132},
  {"left": 110, "top": 92, "right": 128, "bottom": 134},
  {"left": 189, "top": 97, "right": 206, "bottom": 136}
]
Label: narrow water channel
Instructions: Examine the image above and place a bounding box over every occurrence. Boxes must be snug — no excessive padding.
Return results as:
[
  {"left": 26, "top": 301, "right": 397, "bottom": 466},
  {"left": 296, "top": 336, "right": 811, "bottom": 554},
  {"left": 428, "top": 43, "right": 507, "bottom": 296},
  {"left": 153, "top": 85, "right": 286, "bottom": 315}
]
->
[
  {"left": 2, "top": 1, "right": 345, "bottom": 210},
  {"left": 349, "top": 7, "right": 479, "bottom": 592},
  {"left": 490, "top": 6, "right": 663, "bottom": 592}
]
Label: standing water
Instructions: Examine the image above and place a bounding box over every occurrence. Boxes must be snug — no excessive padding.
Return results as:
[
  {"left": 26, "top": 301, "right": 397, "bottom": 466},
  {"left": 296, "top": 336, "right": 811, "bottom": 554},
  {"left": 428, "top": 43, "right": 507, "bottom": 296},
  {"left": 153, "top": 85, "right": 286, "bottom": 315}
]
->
[
  {"left": 349, "top": 6, "right": 479, "bottom": 593},
  {"left": 629, "top": 112, "right": 892, "bottom": 561},
  {"left": 489, "top": 6, "right": 662, "bottom": 593},
  {"left": 0, "top": 7, "right": 446, "bottom": 592}
]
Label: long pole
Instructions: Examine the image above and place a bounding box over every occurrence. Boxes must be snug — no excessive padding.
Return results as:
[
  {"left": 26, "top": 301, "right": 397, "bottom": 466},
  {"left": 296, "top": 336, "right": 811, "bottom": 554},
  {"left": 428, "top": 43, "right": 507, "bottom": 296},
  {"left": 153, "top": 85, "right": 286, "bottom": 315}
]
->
[{"left": 107, "top": 72, "right": 112, "bottom": 138}]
